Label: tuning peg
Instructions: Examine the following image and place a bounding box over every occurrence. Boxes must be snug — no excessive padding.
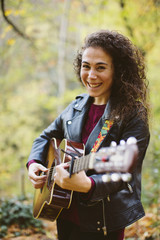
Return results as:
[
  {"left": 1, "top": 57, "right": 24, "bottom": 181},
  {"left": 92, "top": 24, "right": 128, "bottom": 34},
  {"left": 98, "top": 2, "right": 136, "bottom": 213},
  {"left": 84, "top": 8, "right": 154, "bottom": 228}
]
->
[
  {"left": 110, "top": 173, "right": 121, "bottom": 182},
  {"left": 127, "top": 137, "right": 137, "bottom": 145},
  {"left": 120, "top": 140, "right": 125, "bottom": 146},
  {"left": 102, "top": 174, "right": 111, "bottom": 182},
  {"left": 110, "top": 141, "right": 117, "bottom": 147},
  {"left": 99, "top": 146, "right": 115, "bottom": 155},
  {"left": 121, "top": 173, "right": 132, "bottom": 182},
  {"left": 102, "top": 173, "right": 132, "bottom": 182}
]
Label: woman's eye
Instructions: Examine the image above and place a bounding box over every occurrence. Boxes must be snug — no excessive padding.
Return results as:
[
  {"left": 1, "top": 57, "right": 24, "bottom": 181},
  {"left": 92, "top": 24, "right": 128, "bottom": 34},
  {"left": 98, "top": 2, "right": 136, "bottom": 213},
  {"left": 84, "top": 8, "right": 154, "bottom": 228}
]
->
[
  {"left": 97, "top": 66, "right": 105, "bottom": 70},
  {"left": 82, "top": 64, "right": 90, "bottom": 69}
]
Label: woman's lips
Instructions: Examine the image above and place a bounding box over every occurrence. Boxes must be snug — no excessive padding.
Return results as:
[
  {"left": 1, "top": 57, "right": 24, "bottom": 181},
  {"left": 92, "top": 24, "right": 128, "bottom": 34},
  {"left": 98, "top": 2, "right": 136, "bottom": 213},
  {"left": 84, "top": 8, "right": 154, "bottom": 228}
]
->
[{"left": 88, "top": 82, "right": 102, "bottom": 88}]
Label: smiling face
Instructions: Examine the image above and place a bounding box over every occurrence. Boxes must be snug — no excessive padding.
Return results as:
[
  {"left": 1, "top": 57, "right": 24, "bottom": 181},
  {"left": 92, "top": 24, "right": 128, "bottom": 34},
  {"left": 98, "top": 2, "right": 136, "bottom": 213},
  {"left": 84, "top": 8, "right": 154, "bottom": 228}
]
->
[{"left": 80, "top": 47, "right": 114, "bottom": 105}]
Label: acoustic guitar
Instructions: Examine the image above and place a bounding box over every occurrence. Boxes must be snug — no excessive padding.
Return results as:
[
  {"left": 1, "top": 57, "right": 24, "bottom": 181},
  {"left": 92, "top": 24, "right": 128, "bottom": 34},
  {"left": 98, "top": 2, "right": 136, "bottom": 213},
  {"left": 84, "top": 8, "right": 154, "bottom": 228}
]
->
[{"left": 33, "top": 137, "right": 138, "bottom": 221}]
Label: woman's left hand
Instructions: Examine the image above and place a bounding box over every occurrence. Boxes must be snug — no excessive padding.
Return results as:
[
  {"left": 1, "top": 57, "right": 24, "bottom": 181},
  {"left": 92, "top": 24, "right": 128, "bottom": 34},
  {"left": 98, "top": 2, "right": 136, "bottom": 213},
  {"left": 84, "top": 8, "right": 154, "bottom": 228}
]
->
[{"left": 54, "top": 163, "right": 92, "bottom": 193}]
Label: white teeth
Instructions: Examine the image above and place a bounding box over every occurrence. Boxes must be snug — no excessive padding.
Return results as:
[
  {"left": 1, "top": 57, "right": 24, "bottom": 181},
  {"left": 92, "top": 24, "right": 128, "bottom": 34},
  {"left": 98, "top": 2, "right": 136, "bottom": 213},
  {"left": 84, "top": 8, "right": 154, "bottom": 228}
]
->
[{"left": 89, "top": 83, "right": 101, "bottom": 88}]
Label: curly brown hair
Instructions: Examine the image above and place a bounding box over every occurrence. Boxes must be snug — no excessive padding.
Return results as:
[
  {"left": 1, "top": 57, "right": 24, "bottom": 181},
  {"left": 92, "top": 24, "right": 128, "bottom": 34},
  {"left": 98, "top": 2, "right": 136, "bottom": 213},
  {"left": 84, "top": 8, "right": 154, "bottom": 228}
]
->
[{"left": 74, "top": 30, "right": 149, "bottom": 123}]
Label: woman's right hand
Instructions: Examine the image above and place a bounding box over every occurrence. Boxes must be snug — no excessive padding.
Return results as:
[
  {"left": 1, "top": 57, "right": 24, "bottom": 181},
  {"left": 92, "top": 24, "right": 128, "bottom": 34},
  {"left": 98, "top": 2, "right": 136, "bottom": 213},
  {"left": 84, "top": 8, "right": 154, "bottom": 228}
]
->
[{"left": 28, "top": 163, "right": 48, "bottom": 189}]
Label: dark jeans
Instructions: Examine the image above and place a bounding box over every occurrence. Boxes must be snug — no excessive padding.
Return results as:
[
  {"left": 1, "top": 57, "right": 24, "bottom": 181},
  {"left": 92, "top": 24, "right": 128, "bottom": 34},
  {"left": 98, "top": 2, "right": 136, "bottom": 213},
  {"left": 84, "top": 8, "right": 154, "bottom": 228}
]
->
[{"left": 57, "top": 219, "right": 124, "bottom": 240}]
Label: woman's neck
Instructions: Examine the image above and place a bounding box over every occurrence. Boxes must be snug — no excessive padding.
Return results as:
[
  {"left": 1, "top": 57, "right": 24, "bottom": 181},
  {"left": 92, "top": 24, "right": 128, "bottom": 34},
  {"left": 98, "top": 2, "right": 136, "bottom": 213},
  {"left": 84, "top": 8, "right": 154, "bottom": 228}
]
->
[{"left": 93, "top": 96, "right": 109, "bottom": 105}]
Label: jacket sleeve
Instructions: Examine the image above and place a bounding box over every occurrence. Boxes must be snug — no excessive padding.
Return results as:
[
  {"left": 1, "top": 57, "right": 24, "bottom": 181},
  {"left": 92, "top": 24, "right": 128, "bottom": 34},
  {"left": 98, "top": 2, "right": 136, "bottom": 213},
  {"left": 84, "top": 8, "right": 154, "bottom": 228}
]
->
[
  {"left": 27, "top": 103, "right": 74, "bottom": 166},
  {"left": 27, "top": 94, "right": 88, "bottom": 167},
  {"left": 81, "top": 113, "right": 150, "bottom": 203}
]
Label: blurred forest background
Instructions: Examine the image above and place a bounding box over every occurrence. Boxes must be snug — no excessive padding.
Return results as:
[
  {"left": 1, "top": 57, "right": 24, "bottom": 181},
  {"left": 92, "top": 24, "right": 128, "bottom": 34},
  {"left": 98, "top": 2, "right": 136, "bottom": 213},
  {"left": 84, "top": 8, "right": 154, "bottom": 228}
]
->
[{"left": 0, "top": 0, "right": 160, "bottom": 239}]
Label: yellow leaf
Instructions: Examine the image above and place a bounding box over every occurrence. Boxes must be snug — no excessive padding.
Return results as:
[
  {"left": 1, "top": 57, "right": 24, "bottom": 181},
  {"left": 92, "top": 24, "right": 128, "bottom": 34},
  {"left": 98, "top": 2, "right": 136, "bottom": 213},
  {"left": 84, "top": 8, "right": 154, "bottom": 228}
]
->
[
  {"left": 5, "top": 9, "right": 12, "bottom": 16},
  {"left": 7, "top": 39, "right": 15, "bottom": 46}
]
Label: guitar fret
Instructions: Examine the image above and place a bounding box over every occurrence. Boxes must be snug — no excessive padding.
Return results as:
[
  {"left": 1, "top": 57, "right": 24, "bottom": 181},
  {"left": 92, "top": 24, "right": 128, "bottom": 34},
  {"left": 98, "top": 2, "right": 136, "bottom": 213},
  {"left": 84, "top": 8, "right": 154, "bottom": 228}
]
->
[
  {"left": 73, "top": 159, "right": 78, "bottom": 173},
  {"left": 86, "top": 155, "right": 90, "bottom": 168},
  {"left": 73, "top": 157, "right": 81, "bottom": 173},
  {"left": 50, "top": 154, "right": 92, "bottom": 180},
  {"left": 86, "top": 155, "right": 90, "bottom": 169},
  {"left": 73, "top": 155, "right": 90, "bottom": 174},
  {"left": 82, "top": 156, "right": 87, "bottom": 170},
  {"left": 79, "top": 156, "right": 85, "bottom": 171},
  {"left": 72, "top": 158, "right": 80, "bottom": 173}
]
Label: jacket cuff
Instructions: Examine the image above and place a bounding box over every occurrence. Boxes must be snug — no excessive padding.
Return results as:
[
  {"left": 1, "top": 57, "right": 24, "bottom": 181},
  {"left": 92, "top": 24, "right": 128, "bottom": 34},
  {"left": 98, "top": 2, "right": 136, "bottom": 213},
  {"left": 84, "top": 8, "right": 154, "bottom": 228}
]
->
[{"left": 26, "top": 159, "right": 37, "bottom": 169}]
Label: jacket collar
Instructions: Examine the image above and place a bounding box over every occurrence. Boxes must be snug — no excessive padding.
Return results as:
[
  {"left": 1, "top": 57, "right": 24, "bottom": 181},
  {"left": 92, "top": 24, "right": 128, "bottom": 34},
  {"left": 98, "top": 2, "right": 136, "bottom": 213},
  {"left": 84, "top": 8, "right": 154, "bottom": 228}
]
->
[
  {"left": 74, "top": 93, "right": 111, "bottom": 119},
  {"left": 73, "top": 94, "right": 91, "bottom": 111}
]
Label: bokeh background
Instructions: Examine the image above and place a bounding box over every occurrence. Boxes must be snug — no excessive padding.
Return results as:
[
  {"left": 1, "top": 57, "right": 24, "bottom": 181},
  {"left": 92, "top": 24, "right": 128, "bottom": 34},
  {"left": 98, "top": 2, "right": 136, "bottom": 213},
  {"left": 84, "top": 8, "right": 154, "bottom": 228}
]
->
[{"left": 0, "top": 0, "right": 160, "bottom": 239}]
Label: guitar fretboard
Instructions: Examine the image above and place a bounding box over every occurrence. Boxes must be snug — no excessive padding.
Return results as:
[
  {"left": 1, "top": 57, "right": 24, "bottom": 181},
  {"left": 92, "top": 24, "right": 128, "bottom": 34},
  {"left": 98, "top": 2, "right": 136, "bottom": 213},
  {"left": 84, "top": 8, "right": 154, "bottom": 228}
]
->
[
  {"left": 50, "top": 154, "right": 92, "bottom": 182},
  {"left": 72, "top": 154, "right": 91, "bottom": 173}
]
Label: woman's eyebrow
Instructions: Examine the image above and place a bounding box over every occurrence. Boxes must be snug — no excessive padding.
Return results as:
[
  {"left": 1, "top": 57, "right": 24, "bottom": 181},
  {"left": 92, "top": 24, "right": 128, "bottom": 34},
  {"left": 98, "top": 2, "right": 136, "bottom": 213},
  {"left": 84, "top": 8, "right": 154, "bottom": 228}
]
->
[
  {"left": 82, "top": 61, "right": 108, "bottom": 65},
  {"left": 96, "top": 62, "right": 108, "bottom": 65},
  {"left": 82, "top": 61, "right": 89, "bottom": 64}
]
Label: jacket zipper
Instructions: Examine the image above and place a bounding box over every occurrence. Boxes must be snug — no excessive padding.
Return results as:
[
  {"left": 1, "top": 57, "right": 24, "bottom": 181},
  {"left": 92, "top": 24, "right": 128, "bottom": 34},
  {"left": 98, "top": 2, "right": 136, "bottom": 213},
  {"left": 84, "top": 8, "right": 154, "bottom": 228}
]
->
[
  {"left": 107, "top": 195, "right": 110, "bottom": 202},
  {"left": 127, "top": 183, "right": 133, "bottom": 193},
  {"left": 102, "top": 199, "right": 107, "bottom": 236}
]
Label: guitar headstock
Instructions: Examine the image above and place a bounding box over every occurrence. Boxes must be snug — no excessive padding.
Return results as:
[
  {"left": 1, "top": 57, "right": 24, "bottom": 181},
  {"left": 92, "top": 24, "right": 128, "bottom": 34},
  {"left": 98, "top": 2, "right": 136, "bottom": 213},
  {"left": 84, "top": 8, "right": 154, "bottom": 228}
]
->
[{"left": 92, "top": 137, "right": 138, "bottom": 182}]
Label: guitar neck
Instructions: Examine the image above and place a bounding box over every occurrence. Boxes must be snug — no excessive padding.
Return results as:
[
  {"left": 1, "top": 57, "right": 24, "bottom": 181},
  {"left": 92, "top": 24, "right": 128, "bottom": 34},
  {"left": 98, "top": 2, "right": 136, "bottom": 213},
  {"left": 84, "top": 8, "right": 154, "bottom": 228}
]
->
[
  {"left": 48, "top": 137, "right": 138, "bottom": 183},
  {"left": 71, "top": 154, "right": 93, "bottom": 174},
  {"left": 50, "top": 154, "right": 94, "bottom": 181}
]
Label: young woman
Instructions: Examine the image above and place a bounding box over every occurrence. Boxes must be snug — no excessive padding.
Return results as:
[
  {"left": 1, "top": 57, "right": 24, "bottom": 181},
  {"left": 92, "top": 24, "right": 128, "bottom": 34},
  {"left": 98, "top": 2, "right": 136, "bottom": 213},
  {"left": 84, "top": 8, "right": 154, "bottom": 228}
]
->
[{"left": 27, "top": 30, "right": 150, "bottom": 240}]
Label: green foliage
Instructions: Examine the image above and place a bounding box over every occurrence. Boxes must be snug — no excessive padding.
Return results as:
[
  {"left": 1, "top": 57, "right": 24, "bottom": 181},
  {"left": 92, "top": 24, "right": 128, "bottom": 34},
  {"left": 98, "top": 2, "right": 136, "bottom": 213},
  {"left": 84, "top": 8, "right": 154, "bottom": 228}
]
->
[
  {"left": 142, "top": 130, "right": 160, "bottom": 207},
  {"left": 0, "top": 0, "right": 160, "bottom": 213},
  {"left": 0, "top": 2, "right": 159, "bottom": 239},
  {"left": 0, "top": 196, "right": 44, "bottom": 238}
]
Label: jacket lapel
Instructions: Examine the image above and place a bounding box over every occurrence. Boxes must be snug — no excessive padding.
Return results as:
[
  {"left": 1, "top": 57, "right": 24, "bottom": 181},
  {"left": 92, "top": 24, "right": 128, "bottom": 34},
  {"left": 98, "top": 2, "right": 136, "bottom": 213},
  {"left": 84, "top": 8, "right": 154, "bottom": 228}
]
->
[
  {"left": 65, "top": 95, "right": 113, "bottom": 154},
  {"left": 65, "top": 94, "right": 91, "bottom": 143}
]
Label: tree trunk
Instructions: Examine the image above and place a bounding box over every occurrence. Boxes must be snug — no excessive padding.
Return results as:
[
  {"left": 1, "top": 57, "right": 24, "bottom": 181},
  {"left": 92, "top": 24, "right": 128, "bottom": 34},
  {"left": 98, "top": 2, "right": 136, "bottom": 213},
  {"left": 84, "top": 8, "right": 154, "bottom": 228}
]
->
[{"left": 57, "top": 0, "right": 71, "bottom": 113}]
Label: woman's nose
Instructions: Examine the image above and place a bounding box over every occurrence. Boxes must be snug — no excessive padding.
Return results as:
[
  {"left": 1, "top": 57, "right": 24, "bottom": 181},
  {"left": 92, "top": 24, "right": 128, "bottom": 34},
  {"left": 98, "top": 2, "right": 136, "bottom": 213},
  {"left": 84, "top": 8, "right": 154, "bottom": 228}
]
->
[{"left": 88, "top": 70, "right": 97, "bottom": 79}]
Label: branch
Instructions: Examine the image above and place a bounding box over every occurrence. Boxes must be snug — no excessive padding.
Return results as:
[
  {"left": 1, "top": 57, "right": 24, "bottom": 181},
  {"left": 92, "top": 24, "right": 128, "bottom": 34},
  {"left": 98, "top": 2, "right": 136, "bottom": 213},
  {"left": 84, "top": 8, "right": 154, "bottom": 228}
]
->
[
  {"left": 119, "top": 0, "right": 134, "bottom": 38},
  {"left": 1, "top": 0, "right": 30, "bottom": 40}
]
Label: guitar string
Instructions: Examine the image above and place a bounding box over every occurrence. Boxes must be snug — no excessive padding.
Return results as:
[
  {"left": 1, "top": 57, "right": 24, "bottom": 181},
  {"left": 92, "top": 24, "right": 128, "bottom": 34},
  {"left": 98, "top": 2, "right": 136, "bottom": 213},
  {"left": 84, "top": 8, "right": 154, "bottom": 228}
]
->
[
  {"left": 41, "top": 140, "right": 137, "bottom": 186},
  {"left": 44, "top": 155, "right": 89, "bottom": 180},
  {"left": 43, "top": 142, "right": 130, "bottom": 176},
  {"left": 43, "top": 136, "right": 138, "bottom": 176}
]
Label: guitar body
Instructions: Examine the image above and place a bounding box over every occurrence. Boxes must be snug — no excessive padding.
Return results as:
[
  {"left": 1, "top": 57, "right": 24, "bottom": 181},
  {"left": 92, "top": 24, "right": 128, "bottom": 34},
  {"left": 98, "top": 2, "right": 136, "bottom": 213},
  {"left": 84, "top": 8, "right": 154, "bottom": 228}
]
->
[{"left": 33, "top": 138, "right": 85, "bottom": 221}]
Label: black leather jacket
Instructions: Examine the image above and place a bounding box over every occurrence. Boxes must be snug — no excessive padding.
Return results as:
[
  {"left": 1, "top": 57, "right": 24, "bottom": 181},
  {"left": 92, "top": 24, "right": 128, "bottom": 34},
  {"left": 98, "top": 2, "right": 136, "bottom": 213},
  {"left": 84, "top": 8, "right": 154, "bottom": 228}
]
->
[{"left": 28, "top": 94, "right": 150, "bottom": 234}]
